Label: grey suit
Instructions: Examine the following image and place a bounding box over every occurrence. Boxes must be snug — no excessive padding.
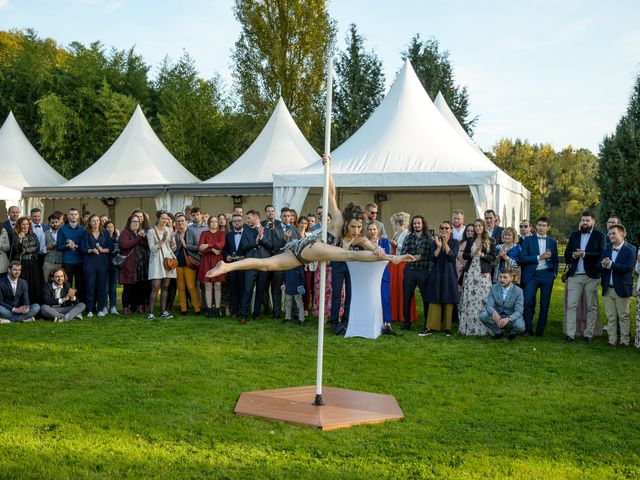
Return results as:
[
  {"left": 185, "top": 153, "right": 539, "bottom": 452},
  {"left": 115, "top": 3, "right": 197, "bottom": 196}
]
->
[{"left": 479, "top": 283, "right": 525, "bottom": 335}]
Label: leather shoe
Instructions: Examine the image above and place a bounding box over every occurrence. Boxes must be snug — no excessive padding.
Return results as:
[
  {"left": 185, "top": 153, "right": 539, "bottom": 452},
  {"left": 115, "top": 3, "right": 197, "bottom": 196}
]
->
[
  {"left": 584, "top": 336, "right": 592, "bottom": 343},
  {"left": 564, "top": 335, "right": 575, "bottom": 342},
  {"left": 239, "top": 317, "right": 247, "bottom": 325}
]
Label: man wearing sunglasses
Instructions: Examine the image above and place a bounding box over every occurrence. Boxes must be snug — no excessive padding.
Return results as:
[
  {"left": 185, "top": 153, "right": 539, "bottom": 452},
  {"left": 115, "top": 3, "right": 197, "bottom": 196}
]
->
[{"left": 364, "top": 202, "right": 387, "bottom": 239}]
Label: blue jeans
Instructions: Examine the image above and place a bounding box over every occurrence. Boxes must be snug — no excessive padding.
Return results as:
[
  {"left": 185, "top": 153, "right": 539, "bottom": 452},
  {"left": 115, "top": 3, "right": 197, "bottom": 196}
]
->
[{"left": 0, "top": 304, "right": 41, "bottom": 322}]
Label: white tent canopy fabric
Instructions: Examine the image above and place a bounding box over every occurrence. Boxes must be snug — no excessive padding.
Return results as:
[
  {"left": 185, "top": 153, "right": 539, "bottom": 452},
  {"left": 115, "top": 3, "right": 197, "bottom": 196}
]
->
[
  {"left": 434, "top": 91, "right": 530, "bottom": 221},
  {"left": 63, "top": 105, "right": 200, "bottom": 188},
  {"left": 205, "top": 97, "right": 318, "bottom": 188},
  {"left": 273, "top": 61, "right": 529, "bottom": 222},
  {"left": 0, "top": 111, "right": 66, "bottom": 208}
]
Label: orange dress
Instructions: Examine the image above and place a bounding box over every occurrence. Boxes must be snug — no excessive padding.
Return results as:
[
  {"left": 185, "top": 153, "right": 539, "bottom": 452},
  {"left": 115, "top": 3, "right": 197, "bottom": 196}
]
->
[{"left": 389, "top": 244, "right": 418, "bottom": 322}]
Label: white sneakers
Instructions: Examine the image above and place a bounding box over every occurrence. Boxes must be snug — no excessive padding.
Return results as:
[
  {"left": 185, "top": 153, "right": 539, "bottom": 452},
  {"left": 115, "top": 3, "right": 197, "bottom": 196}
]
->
[
  {"left": 110, "top": 307, "right": 119, "bottom": 315},
  {"left": 87, "top": 312, "right": 94, "bottom": 318},
  {"left": 0, "top": 318, "right": 10, "bottom": 324},
  {"left": 160, "top": 311, "right": 173, "bottom": 319},
  {"left": 148, "top": 314, "right": 155, "bottom": 320},
  {"left": 97, "top": 311, "right": 106, "bottom": 318}
]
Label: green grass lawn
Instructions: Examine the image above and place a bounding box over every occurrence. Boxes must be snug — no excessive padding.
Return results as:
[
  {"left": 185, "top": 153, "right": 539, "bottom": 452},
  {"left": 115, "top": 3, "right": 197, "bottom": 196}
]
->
[{"left": 1, "top": 279, "right": 639, "bottom": 479}]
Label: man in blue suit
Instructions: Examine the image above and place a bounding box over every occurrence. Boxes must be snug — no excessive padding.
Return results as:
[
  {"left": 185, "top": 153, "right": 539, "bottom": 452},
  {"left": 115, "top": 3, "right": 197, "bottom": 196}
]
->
[
  {"left": 480, "top": 269, "right": 525, "bottom": 340},
  {"left": 2, "top": 205, "right": 20, "bottom": 245},
  {"left": 599, "top": 224, "right": 635, "bottom": 347},
  {"left": 0, "top": 261, "right": 40, "bottom": 323},
  {"left": 519, "top": 217, "right": 558, "bottom": 336},
  {"left": 222, "top": 213, "right": 247, "bottom": 319}
]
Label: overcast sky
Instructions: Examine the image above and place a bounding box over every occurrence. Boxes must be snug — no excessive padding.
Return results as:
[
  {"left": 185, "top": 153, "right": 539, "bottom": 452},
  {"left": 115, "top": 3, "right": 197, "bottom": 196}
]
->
[{"left": 1, "top": 0, "right": 639, "bottom": 153}]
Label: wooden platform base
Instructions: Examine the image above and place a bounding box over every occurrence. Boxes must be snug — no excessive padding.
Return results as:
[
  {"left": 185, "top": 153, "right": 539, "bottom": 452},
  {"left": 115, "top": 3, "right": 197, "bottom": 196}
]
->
[{"left": 234, "top": 385, "right": 403, "bottom": 430}]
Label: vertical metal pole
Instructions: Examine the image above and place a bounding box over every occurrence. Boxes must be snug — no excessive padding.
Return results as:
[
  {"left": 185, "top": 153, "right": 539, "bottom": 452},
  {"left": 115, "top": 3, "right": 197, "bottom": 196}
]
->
[{"left": 314, "top": 56, "right": 333, "bottom": 407}]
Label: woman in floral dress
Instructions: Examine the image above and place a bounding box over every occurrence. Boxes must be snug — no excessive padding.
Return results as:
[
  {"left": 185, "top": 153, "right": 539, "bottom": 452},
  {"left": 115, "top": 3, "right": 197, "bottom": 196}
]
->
[{"left": 458, "top": 219, "right": 496, "bottom": 336}]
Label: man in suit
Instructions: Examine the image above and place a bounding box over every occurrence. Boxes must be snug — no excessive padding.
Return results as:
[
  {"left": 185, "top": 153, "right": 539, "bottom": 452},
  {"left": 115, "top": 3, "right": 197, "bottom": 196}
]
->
[
  {"left": 520, "top": 216, "right": 559, "bottom": 336},
  {"left": 0, "top": 261, "right": 40, "bottom": 323},
  {"left": 30, "top": 207, "right": 50, "bottom": 282},
  {"left": 261, "top": 205, "right": 282, "bottom": 230},
  {"left": 364, "top": 202, "right": 387, "bottom": 238},
  {"left": 599, "top": 225, "right": 635, "bottom": 347},
  {"left": 238, "top": 210, "right": 272, "bottom": 324},
  {"left": 40, "top": 267, "right": 86, "bottom": 322},
  {"left": 3, "top": 205, "right": 20, "bottom": 245},
  {"left": 606, "top": 216, "right": 636, "bottom": 251},
  {"left": 260, "top": 205, "right": 280, "bottom": 316},
  {"left": 480, "top": 269, "right": 525, "bottom": 340},
  {"left": 42, "top": 211, "right": 63, "bottom": 284},
  {"left": 484, "top": 209, "right": 504, "bottom": 244},
  {"left": 518, "top": 219, "right": 534, "bottom": 246},
  {"left": 564, "top": 211, "right": 606, "bottom": 342},
  {"left": 264, "top": 207, "right": 301, "bottom": 319},
  {"left": 222, "top": 213, "right": 247, "bottom": 319}
]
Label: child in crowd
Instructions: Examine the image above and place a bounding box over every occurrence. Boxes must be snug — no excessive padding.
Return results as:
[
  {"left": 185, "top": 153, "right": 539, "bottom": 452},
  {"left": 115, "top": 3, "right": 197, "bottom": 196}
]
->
[{"left": 283, "top": 265, "right": 305, "bottom": 325}]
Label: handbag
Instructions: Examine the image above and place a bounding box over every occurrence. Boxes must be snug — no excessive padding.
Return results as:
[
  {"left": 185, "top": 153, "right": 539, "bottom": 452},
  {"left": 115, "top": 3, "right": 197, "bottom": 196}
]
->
[
  {"left": 185, "top": 253, "right": 200, "bottom": 269},
  {"left": 155, "top": 228, "right": 178, "bottom": 271},
  {"left": 112, "top": 253, "right": 128, "bottom": 267}
]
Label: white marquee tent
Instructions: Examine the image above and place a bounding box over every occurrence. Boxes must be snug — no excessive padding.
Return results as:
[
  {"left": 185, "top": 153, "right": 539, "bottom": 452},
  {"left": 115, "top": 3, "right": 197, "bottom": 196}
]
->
[
  {"left": 273, "top": 61, "right": 530, "bottom": 227},
  {"left": 23, "top": 105, "right": 201, "bottom": 217},
  {"left": 0, "top": 111, "right": 66, "bottom": 211},
  {"left": 434, "top": 91, "right": 530, "bottom": 226}
]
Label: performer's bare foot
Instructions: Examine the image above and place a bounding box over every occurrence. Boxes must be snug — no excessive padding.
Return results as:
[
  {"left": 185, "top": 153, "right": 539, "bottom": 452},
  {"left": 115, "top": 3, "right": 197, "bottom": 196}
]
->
[
  {"left": 206, "top": 261, "right": 228, "bottom": 279},
  {"left": 391, "top": 254, "right": 415, "bottom": 265}
]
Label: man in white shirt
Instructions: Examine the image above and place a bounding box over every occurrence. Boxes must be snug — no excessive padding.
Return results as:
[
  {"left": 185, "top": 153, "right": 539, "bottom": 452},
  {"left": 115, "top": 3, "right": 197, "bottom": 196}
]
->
[{"left": 451, "top": 209, "right": 466, "bottom": 241}]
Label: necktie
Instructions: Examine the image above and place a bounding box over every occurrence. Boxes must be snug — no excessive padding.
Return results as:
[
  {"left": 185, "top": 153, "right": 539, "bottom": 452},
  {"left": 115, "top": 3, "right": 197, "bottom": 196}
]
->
[
  {"left": 34, "top": 224, "right": 42, "bottom": 228},
  {"left": 612, "top": 248, "right": 620, "bottom": 252}
]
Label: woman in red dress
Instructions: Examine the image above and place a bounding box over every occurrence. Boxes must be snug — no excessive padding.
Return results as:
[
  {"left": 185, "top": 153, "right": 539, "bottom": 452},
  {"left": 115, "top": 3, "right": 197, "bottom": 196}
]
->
[{"left": 198, "top": 216, "right": 226, "bottom": 317}]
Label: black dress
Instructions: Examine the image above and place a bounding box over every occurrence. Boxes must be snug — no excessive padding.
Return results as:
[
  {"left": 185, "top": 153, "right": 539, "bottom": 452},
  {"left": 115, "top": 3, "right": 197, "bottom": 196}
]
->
[
  {"left": 11, "top": 233, "right": 41, "bottom": 304},
  {"left": 425, "top": 238, "right": 460, "bottom": 304}
]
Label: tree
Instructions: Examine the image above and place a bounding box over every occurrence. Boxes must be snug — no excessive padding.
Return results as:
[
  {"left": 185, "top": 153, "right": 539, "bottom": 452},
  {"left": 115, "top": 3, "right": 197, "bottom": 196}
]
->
[
  {"left": 598, "top": 73, "right": 640, "bottom": 244},
  {"left": 332, "top": 24, "right": 385, "bottom": 149},
  {"left": 155, "top": 53, "right": 235, "bottom": 179},
  {"left": 491, "top": 139, "right": 600, "bottom": 238},
  {"left": 402, "top": 35, "right": 476, "bottom": 135},
  {"left": 231, "top": 0, "right": 336, "bottom": 143}
]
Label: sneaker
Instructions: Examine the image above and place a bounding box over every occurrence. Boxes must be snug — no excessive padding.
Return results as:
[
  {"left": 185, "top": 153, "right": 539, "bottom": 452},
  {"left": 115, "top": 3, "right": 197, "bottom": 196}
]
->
[
  {"left": 110, "top": 307, "right": 119, "bottom": 315},
  {"left": 444, "top": 330, "right": 451, "bottom": 337},
  {"left": 382, "top": 325, "right": 397, "bottom": 336},
  {"left": 418, "top": 328, "right": 433, "bottom": 337},
  {"left": 87, "top": 311, "right": 94, "bottom": 318},
  {"left": 54, "top": 316, "right": 64, "bottom": 323},
  {"left": 148, "top": 314, "right": 155, "bottom": 321},
  {"left": 97, "top": 311, "right": 106, "bottom": 318},
  {"left": 101, "top": 307, "right": 108, "bottom": 315},
  {"left": 75, "top": 313, "right": 83, "bottom": 320},
  {"left": 22, "top": 317, "right": 34, "bottom": 323},
  {"left": 160, "top": 311, "right": 173, "bottom": 319},
  {"left": 0, "top": 318, "right": 11, "bottom": 324}
]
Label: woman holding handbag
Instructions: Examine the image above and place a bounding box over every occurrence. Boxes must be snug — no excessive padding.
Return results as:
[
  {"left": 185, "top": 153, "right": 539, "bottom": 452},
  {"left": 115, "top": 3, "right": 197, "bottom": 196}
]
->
[
  {"left": 174, "top": 214, "right": 201, "bottom": 316},
  {"left": 198, "top": 215, "right": 226, "bottom": 317},
  {"left": 147, "top": 210, "right": 177, "bottom": 320}
]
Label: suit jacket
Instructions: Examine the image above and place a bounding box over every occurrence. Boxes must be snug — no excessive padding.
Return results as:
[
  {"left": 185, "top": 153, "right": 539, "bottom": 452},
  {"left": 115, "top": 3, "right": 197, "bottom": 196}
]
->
[
  {"left": 268, "top": 224, "right": 301, "bottom": 254},
  {"left": 520, "top": 235, "right": 559, "bottom": 283},
  {"left": 41, "top": 281, "right": 79, "bottom": 307},
  {"left": 0, "top": 275, "right": 30, "bottom": 309},
  {"left": 223, "top": 227, "right": 272, "bottom": 259},
  {"left": 599, "top": 244, "right": 635, "bottom": 297},
  {"left": 261, "top": 219, "right": 282, "bottom": 229},
  {"left": 489, "top": 226, "right": 504, "bottom": 244},
  {"left": 565, "top": 229, "right": 606, "bottom": 278},
  {"left": 2, "top": 220, "right": 15, "bottom": 245},
  {"left": 484, "top": 283, "right": 524, "bottom": 324}
]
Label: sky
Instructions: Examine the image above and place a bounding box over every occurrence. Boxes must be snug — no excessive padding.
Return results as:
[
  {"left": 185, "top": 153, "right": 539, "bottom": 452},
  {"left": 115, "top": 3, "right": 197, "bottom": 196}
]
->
[{"left": 1, "top": 0, "right": 639, "bottom": 153}]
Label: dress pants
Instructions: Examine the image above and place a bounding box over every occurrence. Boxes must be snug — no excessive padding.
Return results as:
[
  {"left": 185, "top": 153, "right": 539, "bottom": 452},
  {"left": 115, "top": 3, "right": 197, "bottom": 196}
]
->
[
  {"left": 227, "top": 270, "right": 245, "bottom": 316},
  {"left": 330, "top": 261, "right": 351, "bottom": 326},
  {"left": 263, "top": 270, "right": 284, "bottom": 315},
  {"left": 241, "top": 269, "right": 267, "bottom": 318},
  {"left": 603, "top": 288, "right": 631, "bottom": 346},
  {"left": 479, "top": 311, "right": 526, "bottom": 335},
  {"left": 41, "top": 303, "right": 86, "bottom": 320},
  {"left": 176, "top": 266, "right": 201, "bottom": 313},
  {"left": 62, "top": 262, "right": 85, "bottom": 303},
  {"left": 523, "top": 268, "right": 555, "bottom": 335},
  {"left": 565, "top": 274, "right": 600, "bottom": 339},
  {"left": 107, "top": 265, "right": 119, "bottom": 309},
  {"left": 403, "top": 268, "right": 428, "bottom": 328},
  {"left": 84, "top": 255, "right": 108, "bottom": 313}
]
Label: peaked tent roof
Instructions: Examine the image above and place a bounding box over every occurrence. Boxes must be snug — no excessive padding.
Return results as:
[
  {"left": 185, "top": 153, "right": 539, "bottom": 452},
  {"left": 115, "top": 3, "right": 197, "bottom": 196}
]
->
[
  {"left": 63, "top": 105, "right": 200, "bottom": 187},
  {"left": 273, "top": 60, "right": 503, "bottom": 188},
  {"left": 205, "top": 97, "right": 318, "bottom": 185},
  {"left": 434, "top": 91, "right": 529, "bottom": 196},
  {"left": 0, "top": 111, "right": 66, "bottom": 188}
]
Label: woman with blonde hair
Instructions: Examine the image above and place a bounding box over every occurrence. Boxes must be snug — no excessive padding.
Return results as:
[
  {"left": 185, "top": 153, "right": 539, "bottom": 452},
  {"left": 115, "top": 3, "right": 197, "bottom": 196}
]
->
[{"left": 458, "top": 219, "right": 496, "bottom": 336}]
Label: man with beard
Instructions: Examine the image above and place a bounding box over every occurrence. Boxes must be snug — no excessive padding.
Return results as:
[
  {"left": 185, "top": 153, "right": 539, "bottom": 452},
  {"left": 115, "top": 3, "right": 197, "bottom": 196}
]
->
[
  {"left": 42, "top": 211, "right": 64, "bottom": 282},
  {"left": 564, "top": 211, "right": 606, "bottom": 342}
]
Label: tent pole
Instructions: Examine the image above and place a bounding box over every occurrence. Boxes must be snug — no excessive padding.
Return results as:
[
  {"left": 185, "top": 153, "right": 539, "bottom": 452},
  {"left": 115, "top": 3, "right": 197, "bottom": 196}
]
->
[{"left": 314, "top": 56, "right": 333, "bottom": 407}]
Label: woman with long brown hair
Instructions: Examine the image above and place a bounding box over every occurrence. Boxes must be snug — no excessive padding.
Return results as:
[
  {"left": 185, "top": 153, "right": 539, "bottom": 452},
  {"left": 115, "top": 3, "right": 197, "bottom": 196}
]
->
[
  {"left": 119, "top": 214, "right": 150, "bottom": 316},
  {"left": 80, "top": 214, "right": 113, "bottom": 317},
  {"left": 10, "top": 217, "right": 40, "bottom": 305},
  {"left": 458, "top": 219, "right": 496, "bottom": 335}
]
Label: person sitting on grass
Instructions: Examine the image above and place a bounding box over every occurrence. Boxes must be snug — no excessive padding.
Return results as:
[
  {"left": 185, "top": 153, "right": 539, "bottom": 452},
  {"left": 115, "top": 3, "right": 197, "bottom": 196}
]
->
[
  {"left": 0, "top": 261, "right": 40, "bottom": 324},
  {"left": 205, "top": 157, "right": 414, "bottom": 283},
  {"left": 40, "top": 267, "right": 86, "bottom": 322},
  {"left": 479, "top": 269, "right": 524, "bottom": 340}
]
